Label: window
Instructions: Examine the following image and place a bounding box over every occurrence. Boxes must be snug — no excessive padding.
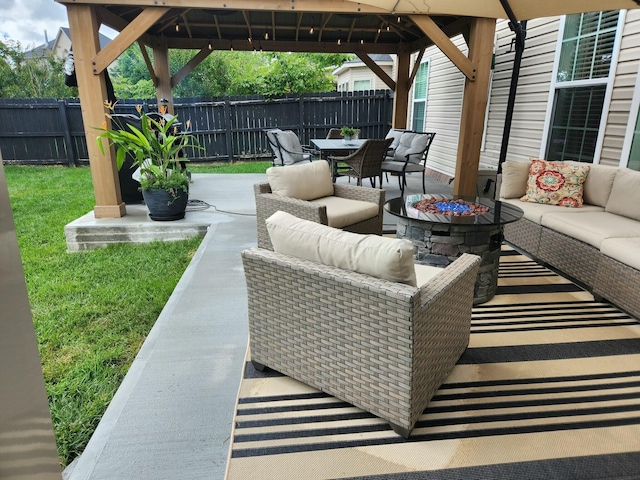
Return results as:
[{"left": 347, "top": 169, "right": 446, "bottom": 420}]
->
[
  {"left": 337, "top": 82, "right": 348, "bottom": 92},
  {"left": 546, "top": 10, "right": 620, "bottom": 163},
  {"left": 627, "top": 113, "right": 640, "bottom": 171},
  {"left": 411, "top": 61, "right": 429, "bottom": 132},
  {"left": 353, "top": 79, "right": 371, "bottom": 91}
]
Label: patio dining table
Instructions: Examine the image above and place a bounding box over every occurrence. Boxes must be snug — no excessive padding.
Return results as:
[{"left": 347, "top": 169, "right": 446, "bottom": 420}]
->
[{"left": 310, "top": 138, "right": 367, "bottom": 181}]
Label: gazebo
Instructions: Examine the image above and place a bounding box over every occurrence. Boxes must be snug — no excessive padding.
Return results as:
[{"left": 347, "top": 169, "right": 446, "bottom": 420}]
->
[{"left": 55, "top": 0, "right": 640, "bottom": 219}]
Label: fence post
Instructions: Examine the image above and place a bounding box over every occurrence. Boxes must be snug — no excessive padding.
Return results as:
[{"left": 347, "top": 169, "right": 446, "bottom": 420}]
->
[
  {"left": 224, "top": 99, "right": 234, "bottom": 162},
  {"left": 58, "top": 100, "right": 77, "bottom": 166},
  {"left": 298, "top": 94, "right": 305, "bottom": 142}
]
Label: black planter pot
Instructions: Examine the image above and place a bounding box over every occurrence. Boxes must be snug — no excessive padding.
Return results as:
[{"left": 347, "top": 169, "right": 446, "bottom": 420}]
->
[{"left": 142, "top": 188, "right": 188, "bottom": 221}]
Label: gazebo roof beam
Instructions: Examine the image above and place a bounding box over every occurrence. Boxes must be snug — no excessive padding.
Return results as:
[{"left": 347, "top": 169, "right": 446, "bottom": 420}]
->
[
  {"left": 242, "top": 11, "right": 254, "bottom": 42},
  {"left": 317, "top": 13, "right": 332, "bottom": 42},
  {"left": 213, "top": 14, "right": 222, "bottom": 39}
]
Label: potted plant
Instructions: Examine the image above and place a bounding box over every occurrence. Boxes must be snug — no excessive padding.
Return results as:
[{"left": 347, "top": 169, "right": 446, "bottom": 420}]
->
[
  {"left": 340, "top": 126, "right": 358, "bottom": 141},
  {"left": 96, "top": 102, "right": 201, "bottom": 221}
]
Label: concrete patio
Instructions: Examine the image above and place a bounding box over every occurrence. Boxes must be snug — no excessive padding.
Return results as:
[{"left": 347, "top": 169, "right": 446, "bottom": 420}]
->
[{"left": 63, "top": 171, "right": 452, "bottom": 480}]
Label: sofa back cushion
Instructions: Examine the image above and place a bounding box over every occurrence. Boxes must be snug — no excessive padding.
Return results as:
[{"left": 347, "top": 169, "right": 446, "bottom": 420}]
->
[
  {"left": 565, "top": 161, "right": 618, "bottom": 207},
  {"left": 391, "top": 132, "right": 432, "bottom": 164},
  {"left": 499, "top": 160, "right": 531, "bottom": 199},
  {"left": 266, "top": 160, "right": 334, "bottom": 200},
  {"left": 266, "top": 211, "right": 417, "bottom": 286},
  {"left": 520, "top": 159, "right": 589, "bottom": 207},
  {"left": 605, "top": 168, "right": 640, "bottom": 221}
]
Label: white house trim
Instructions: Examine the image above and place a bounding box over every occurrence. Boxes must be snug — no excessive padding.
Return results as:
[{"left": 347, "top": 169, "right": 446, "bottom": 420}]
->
[{"left": 620, "top": 61, "right": 640, "bottom": 167}]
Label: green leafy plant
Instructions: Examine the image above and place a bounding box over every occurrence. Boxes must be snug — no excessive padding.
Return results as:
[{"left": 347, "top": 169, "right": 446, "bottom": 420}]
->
[
  {"left": 95, "top": 102, "right": 201, "bottom": 194},
  {"left": 340, "top": 126, "right": 357, "bottom": 138}
]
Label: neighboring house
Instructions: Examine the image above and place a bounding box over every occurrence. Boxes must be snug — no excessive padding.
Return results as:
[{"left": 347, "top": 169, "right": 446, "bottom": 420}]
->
[
  {"left": 24, "top": 27, "right": 111, "bottom": 61},
  {"left": 333, "top": 54, "right": 395, "bottom": 92},
  {"left": 408, "top": 9, "right": 640, "bottom": 178}
]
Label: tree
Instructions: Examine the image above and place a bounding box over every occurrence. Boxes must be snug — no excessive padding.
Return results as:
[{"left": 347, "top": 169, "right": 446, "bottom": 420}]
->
[
  {"left": 0, "top": 39, "right": 76, "bottom": 98},
  {"left": 108, "top": 45, "right": 353, "bottom": 98}
]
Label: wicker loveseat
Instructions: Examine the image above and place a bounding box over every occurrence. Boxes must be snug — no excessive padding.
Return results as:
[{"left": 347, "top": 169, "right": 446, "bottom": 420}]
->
[
  {"left": 242, "top": 211, "right": 481, "bottom": 438},
  {"left": 499, "top": 160, "right": 640, "bottom": 319},
  {"left": 254, "top": 160, "right": 385, "bottom": 250}
]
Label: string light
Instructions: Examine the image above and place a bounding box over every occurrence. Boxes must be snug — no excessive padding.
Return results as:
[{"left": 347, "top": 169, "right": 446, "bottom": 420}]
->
[
  {"left": 175, "top": 20, "right": 180, "bottom": 32},
  {"left": 386, "top": 24, "right": 391, "bottom": 31},
  {"left": 360, "top": 39, "right": 364, "bottom": 44},
  {"left": 208, "top": 40, "right": 212, "bottom": 50},
  {"left": 377, "top": 27, "right": 381, "bottom": 34},
  {"left": 248, "top": 36, "right": 253, "bottom": 44},
  {"left": 337, "top": 30, "right": 341, "bottom": 45},
  {"left": 397, "top": 16, "right": 401, "bottom": 22},
  {"left": 264, "top": 30, "right": 269, "bottom": 40},
  {"left": 309, "top": 26, "right": 314, "bottom": 34}
]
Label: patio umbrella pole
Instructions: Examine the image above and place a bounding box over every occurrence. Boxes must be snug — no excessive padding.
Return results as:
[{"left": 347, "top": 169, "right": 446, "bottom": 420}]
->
[{"left": 498, "top": 0, "right": 527, "bottom": 174}]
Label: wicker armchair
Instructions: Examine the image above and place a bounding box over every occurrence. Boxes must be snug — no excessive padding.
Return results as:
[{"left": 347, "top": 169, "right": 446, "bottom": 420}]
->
[
  {"left": 254, "top": 181, "right": 385, "bottom": 250},
  {"left": 241, "top": 248, "right": 481, "bottom": 437},
  {"left": 329, "top": 138, "right": 393, "bottom": 187}
]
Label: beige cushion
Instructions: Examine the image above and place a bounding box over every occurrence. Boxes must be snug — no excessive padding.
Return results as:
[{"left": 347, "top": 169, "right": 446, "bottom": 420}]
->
[
  {"left": 501, "top": 198, "right": 603, "bottom": 224},
  {"left": 521, "top": 159, "right": 589, "bottom": 207},
  {"left": 605, "top": 168, "right": 640, "bottom": 221},
  {"left": 265, "top": 211, "right": 417, "bottom": 286},
  {"left": 541, "top": 212, "right": 640, "bottom": 249},
  {"left": 415, "top": 263, "right": 444, "bottom": 287},
  {"left": 266, "top": 160, "right": 334, "bottom": 201},
  {"left": 385, "top": 128, "right": 406, "bottom": 150},
  {"left": 565, "top": 161, "right": 618, "bottom": 207},
  {"left": 499, "top": 160, "right": 531, "bottom": 199},
  {"left": 600, "top": 237, "right": 640, "bottom": 270},
  {"left": 310, "top": 196, "right": 379, "bottom": 229}
]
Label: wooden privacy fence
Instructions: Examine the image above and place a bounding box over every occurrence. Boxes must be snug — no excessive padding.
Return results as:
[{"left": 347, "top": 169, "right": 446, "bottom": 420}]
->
[{"left": 0, "top": 91, "right": 393, "bottom": 165}]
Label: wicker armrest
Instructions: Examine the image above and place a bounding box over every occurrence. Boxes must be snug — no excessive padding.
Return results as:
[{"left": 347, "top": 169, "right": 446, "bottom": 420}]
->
[
  {"left": 333, "top": 183, "right": 385, "bottom": 205},
  {"left": 254, "top": 192, "right": 328, "bottom": 250}
]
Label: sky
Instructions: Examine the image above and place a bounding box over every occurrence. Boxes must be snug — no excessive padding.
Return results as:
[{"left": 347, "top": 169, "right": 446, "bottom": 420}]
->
[{"left": 0, "top": 0, "right": 114, "bottom": 48}]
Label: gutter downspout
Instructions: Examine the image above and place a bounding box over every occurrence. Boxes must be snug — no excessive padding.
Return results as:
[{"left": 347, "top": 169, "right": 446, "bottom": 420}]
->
[{"left": 498, "top": 0, "right": 527, "bottom": 174}]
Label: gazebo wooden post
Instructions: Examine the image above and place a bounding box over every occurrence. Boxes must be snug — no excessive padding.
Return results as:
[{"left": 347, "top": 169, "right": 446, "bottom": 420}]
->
[
  {"left": 392, "top": 44, "right": 411, "bottom": 130},
  {"left": 453, "top": 17, "right": 496, "bottom": 198},
  {"left": 152, "top": 41, "right": 174, "bottom": 114},
  {"left": 67, "top": 4, "right": 125, "bottom": 218}
]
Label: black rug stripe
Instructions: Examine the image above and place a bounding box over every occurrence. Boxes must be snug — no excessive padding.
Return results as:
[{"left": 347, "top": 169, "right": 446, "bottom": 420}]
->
[
  {"left": 472, "top": 313, "right": 631, "bottom": 324},
  {"left": 238, "top": 391, "right": 330, "bottom": 404},
  {"left": 236, "top": 411, "right": 375, "bottom": 429},
  {"left": 496, "top": 283, "right": 583, "bottom": 294},
  {"left": 471, "top": 320, "right": 639, "bottom": 333},
  {"left": 441, "top": 370, "right": 640, "bottom": 389},
  {"left": 336, "top": 451, "right": 640, "bottom": 480},
  {"left": 458, "top": 338, "right": 640, "bottom": 364},
  {"left": 233, "top": 403, "right": 640, "bottom": 443},
  {"left": 473, "top": 299, "right": 605, "bottom": 310},
  {"left": 230, "top": 416, "right": 640, "bottom": 458}
]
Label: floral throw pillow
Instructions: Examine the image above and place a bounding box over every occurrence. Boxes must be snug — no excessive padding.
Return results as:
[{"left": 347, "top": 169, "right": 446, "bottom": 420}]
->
[{"left": 520, "top": 159, "right": 590, "bottom": 207}]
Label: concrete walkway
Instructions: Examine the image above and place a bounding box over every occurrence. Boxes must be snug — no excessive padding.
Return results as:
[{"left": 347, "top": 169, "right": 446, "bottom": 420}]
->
[{"left": 64, "top": 171, "right": 452, "bottom": 480}]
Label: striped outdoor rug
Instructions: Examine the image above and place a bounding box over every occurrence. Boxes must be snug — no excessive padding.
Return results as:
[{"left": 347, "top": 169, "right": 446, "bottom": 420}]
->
[{"left": 226, "top": 247, "right": 640, "bottom": 480}]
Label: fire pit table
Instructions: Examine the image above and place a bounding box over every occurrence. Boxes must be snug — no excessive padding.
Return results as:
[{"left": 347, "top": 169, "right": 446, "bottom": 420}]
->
[{"left": 385, "top": 194, "right": 523, "bottom": 304}]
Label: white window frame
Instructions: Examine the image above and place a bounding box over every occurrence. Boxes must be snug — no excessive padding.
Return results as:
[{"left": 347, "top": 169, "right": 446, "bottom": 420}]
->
[
  {"left": 410, "top": 58, "right": 430, "bottom": 132},
  {"left": 539, "top": 10, "right": 626, "bottom": 164},
  {"left": 620, "top": 62, "right": 640, "bottom": 167},
  {"left": 353, "top": 79, "right": 371, "bottom": 91}
]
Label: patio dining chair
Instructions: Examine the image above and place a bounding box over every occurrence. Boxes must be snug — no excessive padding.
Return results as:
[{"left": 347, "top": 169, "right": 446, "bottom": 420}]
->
[
  {"left": 382, "top": 131, "right": 436, "bottom": 195},
  {"left": 265, "top": 128, "right": 316, "bottom": 166},
  {"left": 328, "top": 138, "right": 393, "bottom": 188}
]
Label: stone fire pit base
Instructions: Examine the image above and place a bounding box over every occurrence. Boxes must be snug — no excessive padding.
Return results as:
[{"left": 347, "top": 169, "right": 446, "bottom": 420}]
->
[{"left": 396, "top": 217, "right": 503, "bottom": 304}]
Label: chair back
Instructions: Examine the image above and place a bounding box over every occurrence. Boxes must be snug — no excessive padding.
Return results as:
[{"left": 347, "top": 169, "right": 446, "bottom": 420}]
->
[
  {"left": 265, "top": 129, "right": 284, "bottom": 166},
  {"left": 393, "top": 132, "right": 436, "bottom": 165},
  {"left": 326, "top": 128, "right": 343, "bottom": 139},
  {"left": 274, "top": 130, "right": 312, "bottom": 165},
  {"left": 359, "top": 138, "right": 394, "bottom": 178}
]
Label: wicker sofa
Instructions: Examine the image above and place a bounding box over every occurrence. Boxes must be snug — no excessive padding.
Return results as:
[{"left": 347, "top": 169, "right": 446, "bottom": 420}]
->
[
  {"left": 499, "top": 160, "right": 640, "bottom": 319},
  {"left": 242, "top": 211, "right": 481, "bottom": 438}
]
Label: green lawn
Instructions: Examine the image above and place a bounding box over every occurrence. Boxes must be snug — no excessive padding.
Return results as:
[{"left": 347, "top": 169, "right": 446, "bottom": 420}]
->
[{"left": 4, "top": 162, "right": 267, "bottom": 468}]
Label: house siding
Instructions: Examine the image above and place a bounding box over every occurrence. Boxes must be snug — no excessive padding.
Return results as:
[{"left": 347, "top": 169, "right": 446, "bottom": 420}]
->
[{"left": 419, "top": 10, "right": 639, "bottom": 176}]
